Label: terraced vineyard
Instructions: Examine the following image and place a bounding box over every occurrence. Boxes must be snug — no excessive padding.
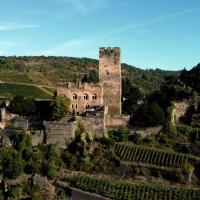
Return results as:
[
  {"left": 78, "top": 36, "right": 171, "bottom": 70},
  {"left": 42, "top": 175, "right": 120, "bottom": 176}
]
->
[
  {"left": 0, "top": 83, "right": 52, "bottom": 99},
  {"left": 115, "top": 143, "right": 188, "bottom": 168},
  {"left": 67, "top": 175, "right": 200, "bottom": 200}
]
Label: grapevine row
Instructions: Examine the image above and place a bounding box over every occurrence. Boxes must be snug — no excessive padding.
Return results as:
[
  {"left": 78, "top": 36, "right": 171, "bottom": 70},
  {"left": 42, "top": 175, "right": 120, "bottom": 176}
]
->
[
  {"left": 115, "top": 144, "right": 188, "bottom": 168},
  {"left": 67, "top": 175, "right": 200, "bottom": 200}
]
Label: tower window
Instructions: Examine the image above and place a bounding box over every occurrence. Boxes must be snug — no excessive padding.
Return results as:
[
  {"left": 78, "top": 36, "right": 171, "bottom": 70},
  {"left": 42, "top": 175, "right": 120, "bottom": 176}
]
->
[
  {"left": 92, "top": 94, "right": 97, "bottom": 100},
  {"left": 84, "top": 94, "right": 89, "bottom": 100},
  {"left": 72, "top": 104, "right": 74, "bottom": 109},
  {"left": 76, "top": 104, "right": 78, "bottom": 109},
  {"left": 73, "top": 94, "right": 77, "bottom": 100}
]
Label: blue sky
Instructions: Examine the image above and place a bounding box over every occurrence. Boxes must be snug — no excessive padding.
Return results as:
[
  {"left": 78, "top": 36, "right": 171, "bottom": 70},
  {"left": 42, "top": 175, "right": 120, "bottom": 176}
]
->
[{"left": 0, "top": 0, "right": 200, "bottom": 70}]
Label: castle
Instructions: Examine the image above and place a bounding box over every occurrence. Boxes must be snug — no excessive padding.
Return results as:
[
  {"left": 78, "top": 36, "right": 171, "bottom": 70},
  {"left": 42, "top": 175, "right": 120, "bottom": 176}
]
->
[
  {"left": 57, "top": 47, "right": 122, "bottom": 116},
  {"left": 0, "top": 47, "right": 127, "bottom": 148}
]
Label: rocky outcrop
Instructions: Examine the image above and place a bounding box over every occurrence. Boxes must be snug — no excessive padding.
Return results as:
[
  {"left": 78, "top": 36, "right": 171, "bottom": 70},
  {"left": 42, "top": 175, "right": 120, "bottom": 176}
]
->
[{"left": 171, "top": 100, "right": 190, "bottom": 123}]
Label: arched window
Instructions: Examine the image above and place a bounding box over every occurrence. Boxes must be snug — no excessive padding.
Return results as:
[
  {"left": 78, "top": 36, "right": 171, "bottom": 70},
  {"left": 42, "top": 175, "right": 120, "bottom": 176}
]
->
[
  {"left": 84, "top": 94, "right": 89, "bottom": 100},
  {"left": 73, "top": 94, "right": 77, "bottom": 100},
  {"left": 92, "top": 94, "right": 97, "bottom": 100},
  {"left": 86, "top": 104, "right": 89, "bottom": 109}
]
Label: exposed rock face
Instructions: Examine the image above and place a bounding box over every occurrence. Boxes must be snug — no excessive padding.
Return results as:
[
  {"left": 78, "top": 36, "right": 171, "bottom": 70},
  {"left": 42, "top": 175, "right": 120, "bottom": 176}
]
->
[
  {"left": 32, "top": 174, "right": 49, "bottom": 187},
  {"left": 130, "top": 126, "right": 162, "bottom": 137},
  {"left": 171, "top": 100, "right": 190, "bottom": 123}
]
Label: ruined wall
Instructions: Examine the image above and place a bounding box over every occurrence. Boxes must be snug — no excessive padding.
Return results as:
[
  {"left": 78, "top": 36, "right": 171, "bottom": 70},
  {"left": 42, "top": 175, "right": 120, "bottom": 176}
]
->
[
  {"left": 83, "top": 114, "right": 105, "bottom": 138},
  {"left": 130, "top": 126, "right": 163, "bottom": 138},
  {"left": 99, "top": 47, "right": 121, "bottom": 116},
  {"left": 105, "top": 115, "right": 129, "bottom": 128},
  {"left": 44, "top": 120, "right": 77, "bottom": 148},
  {"left": 57, "top": 47, "right": 122, "bottom": 116},
  {"left": 171, "top": 100, "right": 190, "bottom": 123},
  {"left": 31, "top": 130, "right": 44, "bottom": 146},
  {"left": 57, "top": 82, "right": 103, "bottom": 114}
]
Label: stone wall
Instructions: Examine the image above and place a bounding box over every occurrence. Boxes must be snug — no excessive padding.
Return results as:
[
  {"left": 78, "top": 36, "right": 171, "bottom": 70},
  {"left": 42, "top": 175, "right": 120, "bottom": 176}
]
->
[
  {"left": 83, "top": 115, "right": 105, "bottom": 138},
  {"left": 99, "top": 47, "right": 121, "bottom": 115},
  {"left": 130, "top": 126, "right": 163, "bottom": 138},
  {"left": 105, "top": 115, "right": 129, "bottom": 128},
  {"left": 171, "top": 100, "right": 190, "bottom": 123},
  {"left": 57, "top": 47, "right": 122, "bottom": 116},
  {"left": 57, "top": 82, "right": 103, "bottom": 114},
  {"left": 31, "top": 130, "right": 44, "bottom": 146},
  {"left": 44, "top": 119, "right": 77, "bottom": 148}
]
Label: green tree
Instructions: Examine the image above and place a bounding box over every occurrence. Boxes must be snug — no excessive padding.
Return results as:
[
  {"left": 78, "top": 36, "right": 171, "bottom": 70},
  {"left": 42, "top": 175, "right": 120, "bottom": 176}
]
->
[
  {"left": 109, "top": 126, "right": 129, "bottom": 142},
  {"left": 9, "top": 96, "right": 36, "bottom": 117},
  {"left": 43, "top": 161, "right": 58, "bottom": 179},
  {"left": 51, "top": 95, "right": 70, "bottom": 120},
  {"left": 134, "top": 101, "right": 165, "bottom": 127},
  {"left": 12, "top": 131, "right": 32, "bottom": 151},
  {"left": 3, "top": 149, "right": 24, "bottom": 179},
  {"left": 122, "top": 78, "right": 143, "bottom": 114},
  {"left": 88, "top": 70, "right": 98, "bottom": 83},
  {"left": 147, "top": 102, "right": 165, "bottom": 126}
]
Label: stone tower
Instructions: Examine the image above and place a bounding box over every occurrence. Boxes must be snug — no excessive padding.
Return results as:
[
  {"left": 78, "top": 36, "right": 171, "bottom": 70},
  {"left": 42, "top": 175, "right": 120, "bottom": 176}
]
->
[{"left": 99, "top": 47, "right": 121, "bottom": 115}]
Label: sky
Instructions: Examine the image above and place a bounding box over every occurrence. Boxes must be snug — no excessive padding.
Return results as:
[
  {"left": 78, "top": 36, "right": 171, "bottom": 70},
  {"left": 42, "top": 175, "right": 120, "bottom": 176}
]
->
[{"left": 0, "top": 0, "right": 200, "bottom": 70}]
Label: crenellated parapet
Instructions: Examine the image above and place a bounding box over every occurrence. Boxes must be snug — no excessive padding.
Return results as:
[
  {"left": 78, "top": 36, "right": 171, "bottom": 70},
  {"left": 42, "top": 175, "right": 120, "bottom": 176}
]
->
[{"left": 99, "top": 47, "right": 120, "bottom": 65}]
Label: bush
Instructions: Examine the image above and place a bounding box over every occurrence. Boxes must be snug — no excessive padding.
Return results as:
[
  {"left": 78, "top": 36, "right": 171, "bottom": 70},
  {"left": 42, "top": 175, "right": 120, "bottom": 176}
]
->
[
  {"left": 9, "top": 95, "right": 36, "bottom": 116},
  {"left": 134, "top": 101, "right": 165, "bottom": 127},
  {"left": 128, "top": 133, "right": 141, "bottom": 144},
  {"left": 2, "top": 149, "right": 24, "bottom": 179},
  {"left": 109, "top": 126, "right": 129, "bottom": 142},
  {"left": 164, "top": 122, "right": 177, "bottom": 138},
  {"left": 43, "top": 161, "right": 58, "bottom": 179},
  {"left": 50, "top": 95, "right": 70, "bottom": 120}
]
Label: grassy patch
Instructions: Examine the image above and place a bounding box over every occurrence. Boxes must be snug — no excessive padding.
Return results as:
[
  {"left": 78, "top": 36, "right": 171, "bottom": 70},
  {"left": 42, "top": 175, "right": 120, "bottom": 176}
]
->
[
  {"left": 0, "top": 83, "right": 52, "bottom": 99},
  {"left": 42, "top": 87, "right": 56, "bottom": 94}
]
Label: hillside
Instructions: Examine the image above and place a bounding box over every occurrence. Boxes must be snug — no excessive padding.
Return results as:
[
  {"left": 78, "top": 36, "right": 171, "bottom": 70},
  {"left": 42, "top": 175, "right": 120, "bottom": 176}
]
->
[
  {"left": 0, "top": 83, "right": 54, "bottom": 99},
  {"left": 0, "top": 56, "right": 179, "bottom": 94},
  {"left": 179, "top": 63, "right": 200, "bottom": 93}
]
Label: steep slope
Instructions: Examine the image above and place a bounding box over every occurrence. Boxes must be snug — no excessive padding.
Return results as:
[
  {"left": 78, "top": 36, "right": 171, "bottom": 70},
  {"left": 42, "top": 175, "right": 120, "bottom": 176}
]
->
[{"left": 0, "top": 56, "right": 179, "bottom": 94}]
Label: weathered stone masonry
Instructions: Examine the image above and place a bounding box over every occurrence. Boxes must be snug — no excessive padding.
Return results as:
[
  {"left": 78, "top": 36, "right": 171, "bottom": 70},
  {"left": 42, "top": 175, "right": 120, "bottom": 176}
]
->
[{"left": 57, "top": 47, "right": 122, "bottom": 116}]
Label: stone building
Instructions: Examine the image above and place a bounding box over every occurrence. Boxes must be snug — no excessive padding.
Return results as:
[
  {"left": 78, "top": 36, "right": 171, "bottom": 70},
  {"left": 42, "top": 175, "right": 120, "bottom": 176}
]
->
[
  {"left": 57, "top": 47, "right": 121, "bottom": 116},
  {"left": 43, "top": 47, "right": 128, "bottom": 146}
]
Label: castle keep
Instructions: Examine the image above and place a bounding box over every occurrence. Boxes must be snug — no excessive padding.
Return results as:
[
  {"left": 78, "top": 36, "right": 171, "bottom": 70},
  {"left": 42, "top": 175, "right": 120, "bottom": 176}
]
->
[{"left": 57, "top": 47, "right": 122, "bottom": 116}]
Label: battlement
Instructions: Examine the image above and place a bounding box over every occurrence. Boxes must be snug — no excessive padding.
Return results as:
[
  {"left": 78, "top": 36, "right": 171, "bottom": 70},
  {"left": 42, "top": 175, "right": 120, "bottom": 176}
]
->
[
  {"left": 99, "top": 47, "right": 120, "bottom": 58},
  {"left": 66, "top": 82, "right": 101, "bottom": 90}
]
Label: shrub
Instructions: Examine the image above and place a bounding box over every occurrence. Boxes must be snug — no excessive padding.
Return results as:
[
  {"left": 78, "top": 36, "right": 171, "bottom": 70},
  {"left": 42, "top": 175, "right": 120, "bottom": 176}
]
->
[{"left": 109, "top": 126, "right": 129, "bottom": 142}]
